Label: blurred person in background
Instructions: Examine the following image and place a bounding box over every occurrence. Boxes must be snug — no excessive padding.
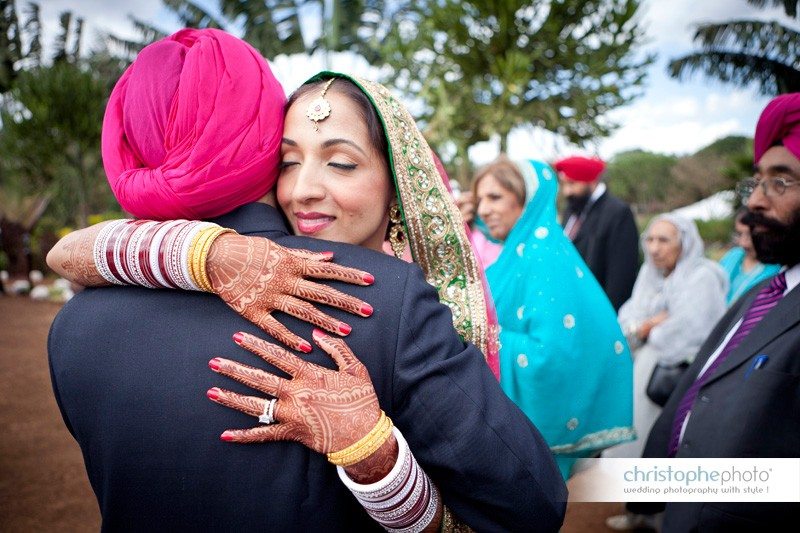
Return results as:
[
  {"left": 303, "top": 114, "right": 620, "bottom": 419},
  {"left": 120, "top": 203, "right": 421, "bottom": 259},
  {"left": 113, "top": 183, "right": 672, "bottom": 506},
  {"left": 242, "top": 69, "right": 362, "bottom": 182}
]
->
[
  {"left": 555, "top": 156, "right": 639, "bottom": 311},
  {"left": 474, "top": 155, "right": 634, "bottom": 479},
  {"left": 719, "top": 206, "right": 780, "bottom": 305},
  {"left": 606, "top": 213, "right": 728, "bottom": 462},
  {"left": 611, "top": 91, "right": 800, "bottom": 533}
]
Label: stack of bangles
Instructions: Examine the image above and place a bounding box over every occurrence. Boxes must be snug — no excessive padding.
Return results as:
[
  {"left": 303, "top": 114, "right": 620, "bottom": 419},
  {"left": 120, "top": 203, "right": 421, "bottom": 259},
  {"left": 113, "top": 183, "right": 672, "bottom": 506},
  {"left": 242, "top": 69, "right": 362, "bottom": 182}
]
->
[
  {"left": 93, "top": 220, "right": 235, "bottom": 291},
  {"left": 331, "top": 412, "right": 440, "bottom": 533}
]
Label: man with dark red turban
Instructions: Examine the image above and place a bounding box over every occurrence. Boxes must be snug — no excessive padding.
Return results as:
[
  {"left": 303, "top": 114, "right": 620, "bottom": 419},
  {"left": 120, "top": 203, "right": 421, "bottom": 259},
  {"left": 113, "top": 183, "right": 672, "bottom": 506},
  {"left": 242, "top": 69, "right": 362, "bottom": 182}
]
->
[
  {"left": 609, "top": 93, "right": 800, "bottom": 531},
  {"left": 555, "top": 155, "right": 639, "bottom": 311}
]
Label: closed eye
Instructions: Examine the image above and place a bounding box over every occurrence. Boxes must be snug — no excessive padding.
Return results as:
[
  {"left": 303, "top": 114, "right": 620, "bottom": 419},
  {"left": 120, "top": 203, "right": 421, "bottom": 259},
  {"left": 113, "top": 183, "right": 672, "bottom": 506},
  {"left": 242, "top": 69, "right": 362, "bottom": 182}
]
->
[
  {"left": 329, "top": 162, "right": 357, "bottom": 170},
  {"left": 280, "top": 161, "right": 299, "bottom": 170}
]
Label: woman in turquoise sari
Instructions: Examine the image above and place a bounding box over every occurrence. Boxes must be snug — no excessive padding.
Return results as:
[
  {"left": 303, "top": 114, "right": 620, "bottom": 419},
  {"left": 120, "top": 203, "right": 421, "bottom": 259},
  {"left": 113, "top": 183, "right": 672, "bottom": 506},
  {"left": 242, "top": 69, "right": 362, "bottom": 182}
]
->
[
  {"left": 719, "top": 208, "right": 781, "bottom": 305},
  {"left": 475, "top": 156, "right": 634, "bottom": 479}
]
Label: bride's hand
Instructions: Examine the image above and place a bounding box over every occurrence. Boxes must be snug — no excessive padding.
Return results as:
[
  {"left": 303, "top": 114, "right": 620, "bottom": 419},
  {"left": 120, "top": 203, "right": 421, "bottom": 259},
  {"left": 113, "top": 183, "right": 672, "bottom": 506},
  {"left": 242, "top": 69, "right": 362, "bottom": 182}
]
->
[
  {"left": 206, "top": 330, "right": 381, "bottom": 455},
  {"left": 207, "top": 234, "right": 375, "bottom": 352}
]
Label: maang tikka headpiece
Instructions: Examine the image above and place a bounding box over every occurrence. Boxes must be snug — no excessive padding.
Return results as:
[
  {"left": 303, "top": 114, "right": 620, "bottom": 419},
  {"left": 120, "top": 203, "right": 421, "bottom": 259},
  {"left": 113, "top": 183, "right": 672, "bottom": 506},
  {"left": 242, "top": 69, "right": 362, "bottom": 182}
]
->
[{"left": 306, "top": 78, "right": 336, "bottom": 131}]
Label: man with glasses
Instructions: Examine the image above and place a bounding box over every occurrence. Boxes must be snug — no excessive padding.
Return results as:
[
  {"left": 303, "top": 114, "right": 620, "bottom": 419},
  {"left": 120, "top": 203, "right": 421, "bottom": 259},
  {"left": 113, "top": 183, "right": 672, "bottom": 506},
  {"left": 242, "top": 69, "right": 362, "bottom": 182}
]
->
[{"left": 611, "top": 93, "right": 800, "bottom": 531}]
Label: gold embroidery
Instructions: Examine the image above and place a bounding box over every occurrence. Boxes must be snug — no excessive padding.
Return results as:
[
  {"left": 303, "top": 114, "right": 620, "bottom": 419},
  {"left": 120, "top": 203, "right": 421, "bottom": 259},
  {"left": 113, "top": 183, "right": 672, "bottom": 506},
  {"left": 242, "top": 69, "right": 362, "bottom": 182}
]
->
[
  {"left": 549, "top": 426, "right": 637, "bottom": 454},
  {"left": 346, "top": 75, "right": 491, "bottom": 361}
]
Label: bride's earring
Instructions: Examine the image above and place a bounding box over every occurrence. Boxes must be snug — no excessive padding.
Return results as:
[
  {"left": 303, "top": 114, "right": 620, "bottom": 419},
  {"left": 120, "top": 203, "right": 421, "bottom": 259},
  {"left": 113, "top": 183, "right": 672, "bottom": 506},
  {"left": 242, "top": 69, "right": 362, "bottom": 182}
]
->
[{"left": 388, "top": 204, "right": 406, "bottom": 258}]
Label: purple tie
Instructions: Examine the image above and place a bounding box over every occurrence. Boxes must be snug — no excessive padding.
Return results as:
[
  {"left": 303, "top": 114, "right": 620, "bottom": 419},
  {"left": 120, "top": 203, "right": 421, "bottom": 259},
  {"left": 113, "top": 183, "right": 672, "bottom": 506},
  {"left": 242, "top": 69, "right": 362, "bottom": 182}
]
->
[{"left": 667, "top": 272, "right": 787, "bottom": 457}]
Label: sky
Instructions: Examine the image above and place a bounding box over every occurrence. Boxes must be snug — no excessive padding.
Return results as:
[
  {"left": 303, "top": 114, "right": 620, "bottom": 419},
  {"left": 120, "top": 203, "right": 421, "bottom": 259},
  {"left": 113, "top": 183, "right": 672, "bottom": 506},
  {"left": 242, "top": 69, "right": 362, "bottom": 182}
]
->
[{"left": 39, "top": 0, "right": 799, "bottom": 164}]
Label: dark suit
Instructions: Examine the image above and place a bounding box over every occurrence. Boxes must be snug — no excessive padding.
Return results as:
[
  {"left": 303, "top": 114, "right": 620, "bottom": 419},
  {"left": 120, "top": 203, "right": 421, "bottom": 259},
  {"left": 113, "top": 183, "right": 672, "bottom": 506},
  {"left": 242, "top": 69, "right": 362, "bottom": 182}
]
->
[
  {"left": 633, "top": 274, "right": 800, "bottom": 531},
  {"left": 563, "top": 190, "right": 639, "bottom": 311},
  {"left": 49, "top": 203, "right": 566, "bottom": 532}
]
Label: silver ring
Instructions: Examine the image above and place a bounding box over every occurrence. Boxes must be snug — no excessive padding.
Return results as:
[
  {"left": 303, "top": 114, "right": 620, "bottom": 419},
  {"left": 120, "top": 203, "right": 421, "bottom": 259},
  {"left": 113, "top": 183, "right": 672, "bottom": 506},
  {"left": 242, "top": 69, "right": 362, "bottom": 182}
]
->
[{"left": 258, "top": 398, "right": 277, "bottom": 425}]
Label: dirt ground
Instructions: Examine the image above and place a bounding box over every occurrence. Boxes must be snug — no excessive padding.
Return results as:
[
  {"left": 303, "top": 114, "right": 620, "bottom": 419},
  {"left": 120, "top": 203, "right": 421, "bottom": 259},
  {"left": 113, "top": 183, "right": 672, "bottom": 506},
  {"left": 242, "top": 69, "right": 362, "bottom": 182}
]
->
[{"left": 0, "top": 296, "right": 623, "bottom": 532}]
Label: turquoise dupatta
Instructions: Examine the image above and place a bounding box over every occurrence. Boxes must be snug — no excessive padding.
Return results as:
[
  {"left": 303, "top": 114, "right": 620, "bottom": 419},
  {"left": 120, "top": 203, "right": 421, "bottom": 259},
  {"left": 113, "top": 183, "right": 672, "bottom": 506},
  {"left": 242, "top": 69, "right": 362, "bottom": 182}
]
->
[
  {"left": 719, "top": 247, "right": 781, "bottom": 305},
  {"left": 486, "top": 160, "right": 634, "bottom": 479}
]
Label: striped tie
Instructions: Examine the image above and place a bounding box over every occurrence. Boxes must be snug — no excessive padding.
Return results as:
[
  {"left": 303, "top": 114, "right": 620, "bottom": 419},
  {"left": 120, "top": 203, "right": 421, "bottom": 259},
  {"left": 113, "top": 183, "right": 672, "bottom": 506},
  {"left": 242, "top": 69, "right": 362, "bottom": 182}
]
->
[{"left": 667, "top": 272, "right": 787, "bottom": 457}]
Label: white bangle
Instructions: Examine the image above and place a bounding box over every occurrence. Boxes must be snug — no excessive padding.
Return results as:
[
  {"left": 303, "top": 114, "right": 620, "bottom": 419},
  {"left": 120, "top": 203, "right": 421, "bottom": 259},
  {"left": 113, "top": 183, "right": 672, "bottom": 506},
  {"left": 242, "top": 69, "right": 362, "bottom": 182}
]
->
[
  {"left": 93, "top": 220, "right": 128, "bottom": 285},
  {"left": 149, "top": 220, "right": 184, "bottom": 288},
  {"left": 177, "top": 222, "right": 208, "bottom": 291},
  {"left": 110, "top": 221, "right": 137, "bottom": 285},
  {"left": 337, "top": 427, "right": 439, "bottom": 533},
  {"left": 338, "top": 427, "right": 410, "bottom": 496},
  {"left": 126, "top": 221, "right": 159, "bottom": 288}
]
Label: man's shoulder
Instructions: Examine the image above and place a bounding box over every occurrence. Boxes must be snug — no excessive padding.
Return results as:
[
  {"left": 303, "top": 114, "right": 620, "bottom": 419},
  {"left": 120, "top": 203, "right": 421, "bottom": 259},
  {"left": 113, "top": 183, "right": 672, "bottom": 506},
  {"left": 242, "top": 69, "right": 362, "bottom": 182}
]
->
[{"left": 597, "top": 191, "right": 633, "bottom": 215}]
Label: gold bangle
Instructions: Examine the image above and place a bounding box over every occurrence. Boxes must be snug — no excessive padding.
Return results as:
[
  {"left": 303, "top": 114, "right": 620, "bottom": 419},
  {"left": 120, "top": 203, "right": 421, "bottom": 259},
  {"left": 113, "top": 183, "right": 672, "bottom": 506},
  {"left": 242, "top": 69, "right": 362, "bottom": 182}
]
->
[
  {"left": 198, "top": 227, "right": 235, "bottom": 292},
  {"left": 327, "top": 411, "right": 393, "bottom": 467},
  {"left": 186, "top": 225, "right": 233, "bottom": 292},
  {"left": 187, "top": 225, "right": 212, "bottom": 290},
  {"left": 190, "top": 229, "right": 213, "bottom": 291}
]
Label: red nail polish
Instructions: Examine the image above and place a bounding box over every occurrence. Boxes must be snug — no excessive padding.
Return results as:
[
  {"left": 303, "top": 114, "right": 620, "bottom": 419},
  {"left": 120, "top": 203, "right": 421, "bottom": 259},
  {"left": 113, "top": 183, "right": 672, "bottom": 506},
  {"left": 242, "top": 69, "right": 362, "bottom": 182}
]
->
[
  {"left": 232, "top": 332, "right": 244, "bottom": 344},
  {"left": 299, "top": 340, "right": 312, "bottom": 353},
  {"left": 209, "top": 358, "right": 222, "bottom": 371},
  {"left": 207, "top": 388, "right": 220, "bottom": 400},
  {"left": 363, "top": 273, "right": 375, "bottom": 284},
  {"left": 221, "top": 432, "right": 234, "bottom": 442},
  {"left": 322, "top": 251, "right": 334, "bottom": 259},
  {"left": 338, "top": 323, "right": 352, "bottom": 335},
  {"left": 361, "top": 303, "right": 373, "bottom": 317}
]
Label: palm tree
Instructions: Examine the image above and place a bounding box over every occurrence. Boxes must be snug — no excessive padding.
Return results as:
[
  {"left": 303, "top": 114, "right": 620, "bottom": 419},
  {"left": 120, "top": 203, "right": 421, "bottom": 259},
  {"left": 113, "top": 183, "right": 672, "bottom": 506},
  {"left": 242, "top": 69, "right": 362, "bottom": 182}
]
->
[
  {"left": 103, "top": 0, "right": 394, "bottom": 67},
  {"left": 669, "top": 0, "right": 800, "bottom": 94}
]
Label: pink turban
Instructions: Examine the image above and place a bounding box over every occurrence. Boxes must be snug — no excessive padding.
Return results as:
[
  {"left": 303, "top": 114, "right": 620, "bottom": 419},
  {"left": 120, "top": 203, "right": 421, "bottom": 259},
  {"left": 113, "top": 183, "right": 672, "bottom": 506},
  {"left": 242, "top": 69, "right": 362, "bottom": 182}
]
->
[
  {"left": 102, "top": 28, "right": 286, "bottom": 220},
  {"left": 754, "top": 93, "right": 800, "bottom": 163},
  {"left": 553, "top": 156, "right": 606, "bottom": 183}
]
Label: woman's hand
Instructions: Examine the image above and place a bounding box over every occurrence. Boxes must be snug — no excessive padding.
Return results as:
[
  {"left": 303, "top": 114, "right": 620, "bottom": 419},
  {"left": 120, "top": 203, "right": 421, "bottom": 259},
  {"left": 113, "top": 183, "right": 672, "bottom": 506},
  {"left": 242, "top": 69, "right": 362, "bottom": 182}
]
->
[
  {"left": 637, "top": 310, "right": 669, "bottom": 341},
  {"left": 207, "top": 330, "right": 379, "bottom": 448},
  {"left": 207, "top": 234, "right": 375, "bottom": 352},
  {"left": 207, "top": 330, "right": 398, "bottom": 482}
]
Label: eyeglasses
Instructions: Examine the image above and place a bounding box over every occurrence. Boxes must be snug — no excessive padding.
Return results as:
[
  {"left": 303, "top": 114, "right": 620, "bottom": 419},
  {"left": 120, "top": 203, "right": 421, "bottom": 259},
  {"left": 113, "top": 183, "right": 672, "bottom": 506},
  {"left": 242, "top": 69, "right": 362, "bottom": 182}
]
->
[{"left": 736, "top": 175, "right": 800, "bottom": 199}]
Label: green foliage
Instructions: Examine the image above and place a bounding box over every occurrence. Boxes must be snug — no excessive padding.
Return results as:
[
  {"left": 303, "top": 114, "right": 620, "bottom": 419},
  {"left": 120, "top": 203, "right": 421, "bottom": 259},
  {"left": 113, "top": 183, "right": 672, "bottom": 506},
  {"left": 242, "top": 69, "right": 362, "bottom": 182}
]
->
[
  {"left": 0, "top": 0, "right": 23, "bottom": 92},
  {"left": 106, "top": 1, "right": 395, "bottom": 67},
  {"left": 669, "top": 1, "right": 800, "bottom": 95},
  {"left": 379, "top": 0, "right": 652, "bottom": 182},
  {"left": 696, "top": 135, "right": 752, "bottom": 158},
  {"left": 0, "top": 62, "right": 113, "bottom": 227},
  {"left": 695, "top": 217, "right": 735, "bottom": 248},
  {"left": 608, "top": 135, "right": 753, "bottom": 214},
  {"left": 607, "top": 150, "right": 677, "bottom": 212}
]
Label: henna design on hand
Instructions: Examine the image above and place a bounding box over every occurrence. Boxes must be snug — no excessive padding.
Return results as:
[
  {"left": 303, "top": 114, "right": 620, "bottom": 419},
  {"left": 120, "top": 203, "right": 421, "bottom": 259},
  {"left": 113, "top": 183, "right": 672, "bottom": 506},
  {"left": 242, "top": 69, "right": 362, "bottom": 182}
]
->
[
  {"left": 206, "top": 234, "right": 374, "bottom": 351},
  {"left": 208, "top": 331, "right": 381, "bottom": 454},
  {"left": 54, "top": 224, "right": 108, "bottom": 287}
]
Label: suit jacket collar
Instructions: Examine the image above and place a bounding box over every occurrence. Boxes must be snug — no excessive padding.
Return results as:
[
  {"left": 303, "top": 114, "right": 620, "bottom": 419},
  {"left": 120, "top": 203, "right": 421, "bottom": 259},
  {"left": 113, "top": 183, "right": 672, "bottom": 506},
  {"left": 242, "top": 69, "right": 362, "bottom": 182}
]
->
[
  {"left": 209, "top": 203, "right": 290, "bottom": 238},
  {"left": 565, "top": 188, "right": 609, "bottom": 234},
  {"left": 704, "top": 280, "right": 800, "bottom": 386}
]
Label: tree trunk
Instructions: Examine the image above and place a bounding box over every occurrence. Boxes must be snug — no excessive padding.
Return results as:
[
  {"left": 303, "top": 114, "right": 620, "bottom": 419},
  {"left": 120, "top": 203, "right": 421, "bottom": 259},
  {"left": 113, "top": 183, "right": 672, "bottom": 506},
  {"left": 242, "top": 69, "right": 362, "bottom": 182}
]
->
[
  {"left": 0, "top": 218, "right": 30, "bottom": 276},
  {"left": 499, "top": 131, "right": 509, "bottom": 154},
  {"left": 455, "top": 143, "right": 471, "bottom": 187}
]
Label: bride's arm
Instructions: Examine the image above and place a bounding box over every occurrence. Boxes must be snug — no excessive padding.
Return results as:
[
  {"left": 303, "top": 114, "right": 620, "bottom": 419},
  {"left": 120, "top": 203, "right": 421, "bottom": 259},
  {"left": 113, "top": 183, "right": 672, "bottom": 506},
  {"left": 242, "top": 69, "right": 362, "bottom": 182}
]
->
[{"left": 47, "top": 220, "right": 375, "bottom": 351}]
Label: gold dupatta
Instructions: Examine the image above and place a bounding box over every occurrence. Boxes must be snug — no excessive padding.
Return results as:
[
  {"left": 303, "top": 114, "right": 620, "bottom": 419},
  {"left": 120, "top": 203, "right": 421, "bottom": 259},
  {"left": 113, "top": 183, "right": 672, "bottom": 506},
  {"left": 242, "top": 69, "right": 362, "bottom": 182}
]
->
[{"left": 305, "top": 72, "right": 491, "bottom": 360}]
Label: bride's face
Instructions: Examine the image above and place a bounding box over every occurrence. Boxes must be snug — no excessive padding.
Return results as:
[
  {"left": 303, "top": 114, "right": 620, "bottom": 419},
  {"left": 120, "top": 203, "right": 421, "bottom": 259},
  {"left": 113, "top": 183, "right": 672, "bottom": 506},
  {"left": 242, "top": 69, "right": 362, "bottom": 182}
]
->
[{"left": 277, "top": 90, "right": 393, "bottom": 252}]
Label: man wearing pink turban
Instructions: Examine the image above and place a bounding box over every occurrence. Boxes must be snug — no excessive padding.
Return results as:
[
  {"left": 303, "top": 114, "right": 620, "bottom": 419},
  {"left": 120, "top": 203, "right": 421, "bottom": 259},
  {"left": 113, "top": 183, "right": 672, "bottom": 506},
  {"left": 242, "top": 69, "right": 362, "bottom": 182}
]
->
[
  {"left": 612, "top": 93, "right": 800, "bottom": 531},
  {"left": 554, "top": 155, "right": 639, "bottom": 311},
  {"left": 48, "top": 28, "right": 563, "bottom": 531},
  {"left": 102, "top": 28, "right": 285, "bottom": 219}
]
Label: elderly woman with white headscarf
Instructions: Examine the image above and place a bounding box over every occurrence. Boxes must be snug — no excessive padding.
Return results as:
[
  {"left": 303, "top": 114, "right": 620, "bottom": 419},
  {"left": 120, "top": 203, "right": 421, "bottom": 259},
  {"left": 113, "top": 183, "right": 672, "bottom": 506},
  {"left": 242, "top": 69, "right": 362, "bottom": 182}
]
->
[{"left": 604, "top": 213, "right": 728, "bottom": 459}]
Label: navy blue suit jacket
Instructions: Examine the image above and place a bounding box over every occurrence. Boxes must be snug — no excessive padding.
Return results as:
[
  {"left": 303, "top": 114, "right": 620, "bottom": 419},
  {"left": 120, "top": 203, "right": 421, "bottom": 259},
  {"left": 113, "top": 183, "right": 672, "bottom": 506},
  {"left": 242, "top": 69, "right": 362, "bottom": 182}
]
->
[{"left": 49, "top": 203, "right": 566, "bottom": 532}]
